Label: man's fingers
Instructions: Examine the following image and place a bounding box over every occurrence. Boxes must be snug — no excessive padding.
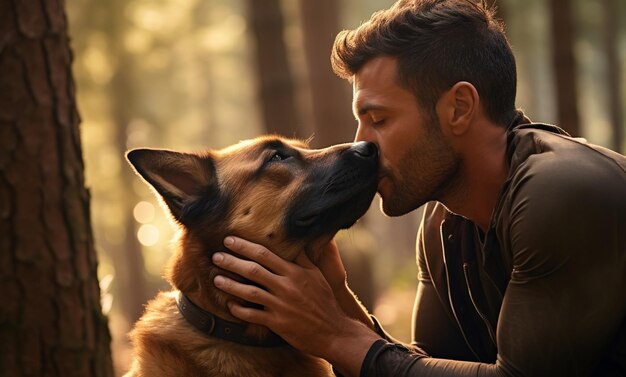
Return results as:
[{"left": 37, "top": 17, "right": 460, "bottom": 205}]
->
[
  {"left": 214, "top": 275, "right": 274, "bottom": 307},
  {"left": 212, "top": 252, "right": 275, "bottom": 286},
  {"left": 227, "top": 302, "right": 273, "bottom": 327},
  {"left": 223, "top": 236, "right": 290, "bottom": 275}
]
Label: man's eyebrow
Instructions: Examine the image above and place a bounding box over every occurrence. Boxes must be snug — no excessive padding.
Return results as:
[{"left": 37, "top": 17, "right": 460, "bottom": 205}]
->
[{"left": 354, "top": 103, "right": 386, "bottom": 117}]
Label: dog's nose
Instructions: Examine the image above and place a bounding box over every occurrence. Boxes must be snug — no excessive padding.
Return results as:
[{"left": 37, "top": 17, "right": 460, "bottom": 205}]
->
[{"left": 350, "top": 141, "right": 378, "bottom": 158}]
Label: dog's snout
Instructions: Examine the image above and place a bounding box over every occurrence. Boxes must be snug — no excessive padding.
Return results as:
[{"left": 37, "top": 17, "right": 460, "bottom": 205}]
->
[{"left": 349, "top": 141, "right": 378, "bottom": 159}]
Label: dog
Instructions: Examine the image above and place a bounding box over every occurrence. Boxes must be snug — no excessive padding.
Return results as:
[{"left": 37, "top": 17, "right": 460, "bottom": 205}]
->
[{"left": 124, "top": 136, "right": 379, "bottom": 377}]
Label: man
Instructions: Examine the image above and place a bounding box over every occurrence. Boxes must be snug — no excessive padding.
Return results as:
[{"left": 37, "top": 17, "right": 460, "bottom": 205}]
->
[{"left": 211, "top": 0, "right": 626, "bottom": 376}]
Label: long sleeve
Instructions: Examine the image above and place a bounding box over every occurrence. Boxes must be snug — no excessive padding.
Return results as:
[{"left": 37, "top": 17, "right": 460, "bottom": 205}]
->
[
  {"left": 362, "top": 340, "right": 501, "bottom": 377},
  {"left": 360, "top": 131, "right": 626, "bottom": 377}
]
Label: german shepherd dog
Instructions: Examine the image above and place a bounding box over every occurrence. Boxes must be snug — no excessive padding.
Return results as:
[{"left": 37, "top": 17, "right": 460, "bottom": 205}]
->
[{"left": 124, "top": 136, "right": 379, "bottom": 377}]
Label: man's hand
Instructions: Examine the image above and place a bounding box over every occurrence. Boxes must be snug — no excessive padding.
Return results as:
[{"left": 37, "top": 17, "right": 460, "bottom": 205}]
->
[
  {"left": 312, "top": 239, "right": 348, "bottom": 294},
  {"left": 212, "top": 236, "right": 379, "bottom": 376}
]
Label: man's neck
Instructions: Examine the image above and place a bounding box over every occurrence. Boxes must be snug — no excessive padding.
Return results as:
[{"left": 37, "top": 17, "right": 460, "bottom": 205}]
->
[{"left": 440, "top": 122, "right": 509, "bottom": 232}]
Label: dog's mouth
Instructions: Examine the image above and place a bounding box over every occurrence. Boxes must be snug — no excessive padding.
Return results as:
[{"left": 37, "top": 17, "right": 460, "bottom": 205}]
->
[
  {"left": 295, "top": 213, "right": 320, "bottom": 227},
  {"left": 294, "top": 178, "right": 375, "bottom": 225},
  {"left": 285, "top": 162, "right": 378, "bottom": 240},
  {"left": 294, "top": 170, "right": 370, "bottom": 227}
]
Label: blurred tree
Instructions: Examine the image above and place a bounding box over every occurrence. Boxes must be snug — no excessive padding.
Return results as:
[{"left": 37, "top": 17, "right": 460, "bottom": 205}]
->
[
  {"left": 601, "top": 0, "right": 624, "bottom": 152},
  {"left": 549, "top": 0, "right": 581, "bottom": 136},
  {"left": 298, "top": 0, "right": 383, "bottom": 310},
  {"left": 247, "top": 0, "right": 302, "bottom": 137},
  {"left": 104, "top": 0, "right": 149, "bottom": 327},
  {"left": 0, "top": 1, "right": 113, "bottom": 376},
  {"left": 299, "top": 0, "right": 355, "bottom": 147}
]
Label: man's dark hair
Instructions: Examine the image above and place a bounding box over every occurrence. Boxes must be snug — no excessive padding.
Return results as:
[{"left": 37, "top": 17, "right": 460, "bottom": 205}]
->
[{"left": 331, "top": 0, "right": 517, "bottom": 127}]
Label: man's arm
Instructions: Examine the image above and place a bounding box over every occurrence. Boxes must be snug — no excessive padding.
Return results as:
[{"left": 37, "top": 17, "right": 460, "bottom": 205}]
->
[{"left": 212, "top": 164, "right": 626, "bottom": 376}]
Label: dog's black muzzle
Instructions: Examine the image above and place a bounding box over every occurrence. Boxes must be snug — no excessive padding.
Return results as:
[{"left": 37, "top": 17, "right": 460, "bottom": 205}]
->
[{"left": 284, "top": 141, "right": 379, "bottom": 240}]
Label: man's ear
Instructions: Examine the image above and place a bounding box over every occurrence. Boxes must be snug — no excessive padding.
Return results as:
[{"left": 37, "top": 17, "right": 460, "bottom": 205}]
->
[
  {"left": 437, "top": 81, "right": 479, "bottom": 136},
  {"left": 126, "top": 148, "right": 216, "bottom": 222}
]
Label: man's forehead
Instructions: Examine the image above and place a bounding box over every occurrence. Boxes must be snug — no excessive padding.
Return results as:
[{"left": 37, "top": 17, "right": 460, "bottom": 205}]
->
[
  {"left": 353, "top": 56, "right": 399, "bottom": 89},
  {"left": 352, "top": 57, "right": 400, "bottom": 105},
  {"left": 352, "top": 83, "right": 394, "bottom": 116}
]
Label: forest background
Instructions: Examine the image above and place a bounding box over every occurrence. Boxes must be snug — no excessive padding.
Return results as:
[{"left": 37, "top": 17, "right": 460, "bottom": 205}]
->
[
  {"left": 1, "top": 0, "right": 623, "bottom": 376},
  {"left": 67, "top": 0, "right": 625, "bottom": 374}
]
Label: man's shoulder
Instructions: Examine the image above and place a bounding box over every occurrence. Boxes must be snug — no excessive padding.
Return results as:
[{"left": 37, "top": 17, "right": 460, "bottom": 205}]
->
[
  {"left": 496, "top": 127, "right": 626, "bottom": 280},
  {"left": 496, "top": 125, "right": 626, "bottom": 251},
  {"left": 508, "top": 125, "right": 626, "bottom": 197}
]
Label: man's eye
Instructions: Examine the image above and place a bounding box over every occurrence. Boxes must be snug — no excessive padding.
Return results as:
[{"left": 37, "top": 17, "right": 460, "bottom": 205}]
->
[{"left": 372, "top": 118, "right": 385, "bottom": 126}]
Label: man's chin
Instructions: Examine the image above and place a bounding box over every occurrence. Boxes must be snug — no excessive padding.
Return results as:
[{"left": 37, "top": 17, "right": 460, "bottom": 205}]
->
[
  {"left": 378, "top": 196, "right": 410, "bottom": 217},
  {"left": 378, "top": 192, "right": 424, "bottom": 217}
]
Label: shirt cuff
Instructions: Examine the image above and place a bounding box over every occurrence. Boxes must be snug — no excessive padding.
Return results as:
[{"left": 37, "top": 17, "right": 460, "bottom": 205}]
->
[
  {"left": 360, "top": 339, "right": 387, "bottom": 377},
  {"left": 359, "top": 339, "right": 429, "bottom": 377}
]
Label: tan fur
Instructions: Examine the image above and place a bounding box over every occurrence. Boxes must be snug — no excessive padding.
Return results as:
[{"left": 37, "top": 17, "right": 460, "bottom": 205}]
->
[
  {"left": 125, "top": 292, "right": 331, "bottom": 377},
  {"left": 125, "top": 136, "right": 376, "bottom": 377}
]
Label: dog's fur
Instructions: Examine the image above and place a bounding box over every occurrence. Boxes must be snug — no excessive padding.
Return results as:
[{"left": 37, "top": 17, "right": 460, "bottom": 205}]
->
[{"left": 124, "top": 136, "right": 378, "bottom": 377}]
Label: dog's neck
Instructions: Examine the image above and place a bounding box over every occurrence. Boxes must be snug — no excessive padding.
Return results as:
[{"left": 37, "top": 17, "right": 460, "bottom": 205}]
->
[
  {"left": 177, "top": 265, "right": 280, "bottom": 344},
  {"left": 175, "top": 291, "right": 286, "bottom": 347},
  {"left": 169, "top": 232, "right": 328, "bottom": 347}
]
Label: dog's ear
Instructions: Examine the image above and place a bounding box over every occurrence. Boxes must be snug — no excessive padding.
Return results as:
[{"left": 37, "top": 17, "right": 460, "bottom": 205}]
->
[{"left": 126, "top": 148, "right": 216, "bottom": 222}]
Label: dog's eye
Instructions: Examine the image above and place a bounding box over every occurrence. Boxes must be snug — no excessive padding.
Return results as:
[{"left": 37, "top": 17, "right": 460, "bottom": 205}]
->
[{"left": 268, "top": 151, "right": 290, "bottom": 163}]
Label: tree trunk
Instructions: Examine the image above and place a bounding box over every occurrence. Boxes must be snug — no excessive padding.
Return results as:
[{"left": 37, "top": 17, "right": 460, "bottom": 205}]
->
[
  {"left": 0, "top": 1, "right": 114, "bottom": 377},
  {"left": 602, "top": 0, "right": 624, "bottom": 152},
  {"left": 247, "top": 0, "right": 302, "bottom": 138},
  {"left": 548, "top": 0, "right": 581, "bottom": 136},
  {"left": 299, "top": 0, "right": 355, "bottom": 147}
]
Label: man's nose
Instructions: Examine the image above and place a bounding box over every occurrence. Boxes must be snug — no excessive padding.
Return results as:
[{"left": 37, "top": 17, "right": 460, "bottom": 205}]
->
[{"left": 354, "top": 124, "right": 371, "bottom": 143}]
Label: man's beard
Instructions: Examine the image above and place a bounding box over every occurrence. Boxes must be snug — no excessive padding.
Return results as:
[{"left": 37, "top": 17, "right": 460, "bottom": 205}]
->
[{"left": 379, "top": 121, "right": 461, "bottom": 217}]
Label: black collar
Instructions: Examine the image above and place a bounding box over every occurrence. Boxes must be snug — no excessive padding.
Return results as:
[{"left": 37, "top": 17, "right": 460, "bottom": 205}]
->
[{"left": 175, "top": 292, "right": 287, "bottom": 347}]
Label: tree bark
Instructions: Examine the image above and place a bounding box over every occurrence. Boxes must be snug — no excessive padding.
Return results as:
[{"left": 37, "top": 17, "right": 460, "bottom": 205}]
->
[
  {"left": 0, "top": 1, "right": 114, "bottom": 376},
  {"left": 548, "top": 0, "right": 581, "bottom": 136},
  {"left": 299, "top": 0, "right": 355, "bottom": 147},
  {"left": 247, "top": 0, "right": 302, "bottom": 138},
  {"left": 602, "top": 0, "right": 624, "bottom": 152}
]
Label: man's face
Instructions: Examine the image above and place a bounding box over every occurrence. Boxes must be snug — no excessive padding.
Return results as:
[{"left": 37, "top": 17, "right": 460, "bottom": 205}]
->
[{"left": 353, "top": 56, "right": 460, "bottom": 216}]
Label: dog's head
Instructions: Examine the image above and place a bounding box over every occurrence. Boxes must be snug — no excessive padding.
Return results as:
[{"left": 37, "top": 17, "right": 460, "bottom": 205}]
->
[{"left": 127, "top": 136, "right": 378, "bottom": 313}]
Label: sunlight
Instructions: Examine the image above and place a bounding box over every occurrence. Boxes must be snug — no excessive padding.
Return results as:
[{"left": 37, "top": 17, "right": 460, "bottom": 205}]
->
[
  {"left": 124, "top": 29, "right": 153, "bottom": 54},
  {"left": 128, "top": 5, "right": 164, "bottom": 33},
  {"left": 133, "top": 201, "right": 155, "bottom": 224},
  {"left": 137, "top": 224, "right": 159, "bottom": 246},
  {"left": 82, "top": 44, "right": 114, "bottom": 85},
  {"left": 373, "top": 303, "right": 398, "bottom": 326},
  {"left": 197, "top": 14, "right": 245, "bottom": 53}
]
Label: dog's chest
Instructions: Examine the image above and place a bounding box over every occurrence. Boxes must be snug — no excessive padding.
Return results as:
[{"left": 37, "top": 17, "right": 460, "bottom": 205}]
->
[
  {"left": 128, "top": 292, "right": 335, "bottom": 377},
  {"left": 197, "top": 346, "right": 334, "bottom": 377}
]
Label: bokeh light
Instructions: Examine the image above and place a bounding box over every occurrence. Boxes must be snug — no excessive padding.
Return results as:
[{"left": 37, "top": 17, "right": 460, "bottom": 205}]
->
[
  {"left": 133, "top": 201, "right": 155, "bottom": 224},
  {"left": 137, "top": 224, "right": 159, "bottom": 246}
]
